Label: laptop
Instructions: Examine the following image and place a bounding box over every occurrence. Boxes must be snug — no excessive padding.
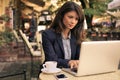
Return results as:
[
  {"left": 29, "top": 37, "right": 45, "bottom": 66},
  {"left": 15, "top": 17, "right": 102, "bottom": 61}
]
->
[{"left": 62, "top": 41, "right": 120, "bottom": 76}]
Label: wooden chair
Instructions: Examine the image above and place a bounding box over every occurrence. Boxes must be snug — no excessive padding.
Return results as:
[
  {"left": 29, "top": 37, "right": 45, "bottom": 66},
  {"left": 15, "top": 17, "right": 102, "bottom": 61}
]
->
[
  {"left": 13, "top": 30, "right": 23, "bottom": 43},
  {"left": 19, "top": 29, "right": 44, "bottom": 78},
  {"left": 35, "top": 31, "right": 45, "bottom": 63},
  {"left": 12, "top": 30, "right": 26, "bottom": 55}
]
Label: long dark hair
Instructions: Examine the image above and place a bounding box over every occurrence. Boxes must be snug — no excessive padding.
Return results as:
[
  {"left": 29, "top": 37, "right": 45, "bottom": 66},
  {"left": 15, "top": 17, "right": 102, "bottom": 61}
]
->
[{"left": 50, "top": 1, "right": 85, "bottom": 44}]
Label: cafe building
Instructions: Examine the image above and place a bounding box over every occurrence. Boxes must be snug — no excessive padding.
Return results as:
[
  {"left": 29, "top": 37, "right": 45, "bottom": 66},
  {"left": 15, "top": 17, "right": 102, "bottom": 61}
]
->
[{"left": 0, "top": 0, "right": 120, "bottom": 80}]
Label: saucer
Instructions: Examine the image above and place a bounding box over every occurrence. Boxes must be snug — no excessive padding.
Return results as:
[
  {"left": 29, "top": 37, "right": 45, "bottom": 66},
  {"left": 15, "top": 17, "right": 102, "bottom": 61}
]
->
[{"left": 41, "top": 68, "right": 61, "bottom": 74}]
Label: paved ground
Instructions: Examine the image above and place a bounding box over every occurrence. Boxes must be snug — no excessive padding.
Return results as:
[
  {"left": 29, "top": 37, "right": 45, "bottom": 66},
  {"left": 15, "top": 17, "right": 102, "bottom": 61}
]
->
[{"left": 0, "top": 63, "right": 6, "bottom": 72}]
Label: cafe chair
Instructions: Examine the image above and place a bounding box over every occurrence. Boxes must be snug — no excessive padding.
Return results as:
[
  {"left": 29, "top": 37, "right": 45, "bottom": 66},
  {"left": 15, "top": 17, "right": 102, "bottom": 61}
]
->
[
  {"left": 19, "top": 29, "right": 45, "bottom": 78},
  {"left": 13, "top": 30, "right": 23, "bottom": 43},
  {"left": 12, "top": 30, "right": 27, "bottom": 55}
]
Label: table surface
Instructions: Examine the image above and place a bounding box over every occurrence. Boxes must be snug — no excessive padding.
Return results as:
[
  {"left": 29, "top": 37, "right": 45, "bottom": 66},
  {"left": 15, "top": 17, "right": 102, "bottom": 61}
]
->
[{"left": 39, "top": 69, "right": 120, "bottom": 80}]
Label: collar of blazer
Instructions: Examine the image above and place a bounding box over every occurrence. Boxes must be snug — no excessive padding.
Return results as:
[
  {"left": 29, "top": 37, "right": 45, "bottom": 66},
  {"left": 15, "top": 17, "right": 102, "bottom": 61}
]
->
[{"left": 56, "top": 33, "right": 77, "bottom": 59}]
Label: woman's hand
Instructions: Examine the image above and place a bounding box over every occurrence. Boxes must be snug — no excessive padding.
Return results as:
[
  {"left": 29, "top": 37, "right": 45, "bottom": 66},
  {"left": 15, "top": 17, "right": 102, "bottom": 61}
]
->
[{"left": 68, "top": 60, "right": 79, "bottom": 69}]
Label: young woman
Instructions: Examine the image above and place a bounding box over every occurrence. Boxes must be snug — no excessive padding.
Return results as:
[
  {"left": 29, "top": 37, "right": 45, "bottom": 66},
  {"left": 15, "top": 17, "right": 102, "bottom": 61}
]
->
[{"left": 42, "top": 1, "right": 85, "bottom": 69}]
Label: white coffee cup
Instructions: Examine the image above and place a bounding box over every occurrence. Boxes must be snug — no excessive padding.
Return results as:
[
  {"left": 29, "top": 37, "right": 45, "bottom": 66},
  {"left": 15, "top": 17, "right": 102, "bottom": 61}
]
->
[{"left": 43, "top": 61, "right": 57, "bottom": 72}]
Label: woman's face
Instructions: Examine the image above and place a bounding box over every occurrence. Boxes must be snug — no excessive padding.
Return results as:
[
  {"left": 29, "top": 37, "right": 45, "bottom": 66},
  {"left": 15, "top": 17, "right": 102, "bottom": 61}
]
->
[{"left": 63, "top": 11, "right": 78, "bottom": 30}]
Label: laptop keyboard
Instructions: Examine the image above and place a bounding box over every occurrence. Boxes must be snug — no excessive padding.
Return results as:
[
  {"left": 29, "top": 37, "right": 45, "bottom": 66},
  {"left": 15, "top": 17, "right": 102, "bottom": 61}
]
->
[{"left": 71, "top": 68, "right": 77, "bottom": 73}]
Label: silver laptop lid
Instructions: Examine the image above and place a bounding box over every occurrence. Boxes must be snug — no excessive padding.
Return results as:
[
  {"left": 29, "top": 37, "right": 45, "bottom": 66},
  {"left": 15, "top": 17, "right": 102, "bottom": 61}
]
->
[{"left": 76, "top": 41, "right": 120, "bottom": 76}]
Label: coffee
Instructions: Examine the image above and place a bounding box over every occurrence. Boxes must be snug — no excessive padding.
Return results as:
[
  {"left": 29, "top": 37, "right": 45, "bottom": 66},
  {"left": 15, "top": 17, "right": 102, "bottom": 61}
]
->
[{"left": 43, "top": 61, "right": 57, "bottom": 72}]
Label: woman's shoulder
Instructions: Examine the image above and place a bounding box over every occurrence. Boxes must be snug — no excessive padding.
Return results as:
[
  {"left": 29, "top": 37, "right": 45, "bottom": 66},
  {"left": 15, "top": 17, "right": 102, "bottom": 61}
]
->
[
  {"left": 42, "top": 29, "right": 60, "bottom": 42},
  {"left": 42, "top": 29, "right": 58, "bottom": 38},
  {"left": 43, "top": 29, "right": 55, "bottom": 35}
]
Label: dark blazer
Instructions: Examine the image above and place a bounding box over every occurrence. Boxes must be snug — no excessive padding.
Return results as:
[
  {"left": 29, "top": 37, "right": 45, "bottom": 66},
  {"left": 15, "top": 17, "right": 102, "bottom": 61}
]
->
[{"left": 42, "top": 29, "right": 80, "bottom": 68}]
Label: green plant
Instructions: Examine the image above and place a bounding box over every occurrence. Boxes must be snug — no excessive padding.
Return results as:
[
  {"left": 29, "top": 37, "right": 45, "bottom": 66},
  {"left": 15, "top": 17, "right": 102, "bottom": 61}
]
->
[
  {"left": 0, "top": 14, "right": 11, "bottom": 22},
  {"left": 0, "top": 30, "right": 14, "bottom": 46},
  {"left": 80, "top": 0, "right": 112, "bottom": 28},
  {"left": 84, "top": 0, "right": 112, "bottom": 16}
]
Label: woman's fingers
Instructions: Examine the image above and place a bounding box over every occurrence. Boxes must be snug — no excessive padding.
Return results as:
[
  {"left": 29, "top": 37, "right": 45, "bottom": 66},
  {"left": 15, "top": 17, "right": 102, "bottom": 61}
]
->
[
  {"left": 68, "top": 60, "right": 79, "bottom": 69},
  {"left": 73, "top": 60, "right": 79, "bottom": 68},
  {"left": 70, "top": 62, "right": 74, "bottom": 69}
]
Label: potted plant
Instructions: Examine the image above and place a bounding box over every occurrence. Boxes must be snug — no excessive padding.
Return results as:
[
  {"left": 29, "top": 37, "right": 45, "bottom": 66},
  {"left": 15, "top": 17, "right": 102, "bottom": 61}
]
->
[
  {"left": 0, "top": 14, "right": 11, "bottom": 22},
  {"left": 0, "top": 28, "right": 15, "bottom": 54}
]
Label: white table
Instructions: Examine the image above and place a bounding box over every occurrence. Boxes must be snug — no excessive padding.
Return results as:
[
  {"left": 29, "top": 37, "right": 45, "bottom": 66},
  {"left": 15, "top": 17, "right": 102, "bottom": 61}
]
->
[{"left": 39, "top": 70, "right": 120, "bottom": 80}]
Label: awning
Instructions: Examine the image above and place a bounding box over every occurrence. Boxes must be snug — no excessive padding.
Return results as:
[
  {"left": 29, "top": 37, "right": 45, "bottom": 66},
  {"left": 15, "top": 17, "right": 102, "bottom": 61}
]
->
[
  {"left": 108, "top": 0, "right": 120, "bottom": 9},
  {"left": 106, "top": 11, "right": 120, "bottom": 18},
  {"left": 21, "top": 0, "right": 45, "bottom": 12}
]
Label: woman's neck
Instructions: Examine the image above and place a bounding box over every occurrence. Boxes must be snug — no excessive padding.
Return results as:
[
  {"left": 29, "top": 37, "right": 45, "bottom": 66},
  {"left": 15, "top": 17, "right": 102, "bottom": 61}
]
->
[{"left": 62, "top": 29, "right": 70, "bottom": 39}]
